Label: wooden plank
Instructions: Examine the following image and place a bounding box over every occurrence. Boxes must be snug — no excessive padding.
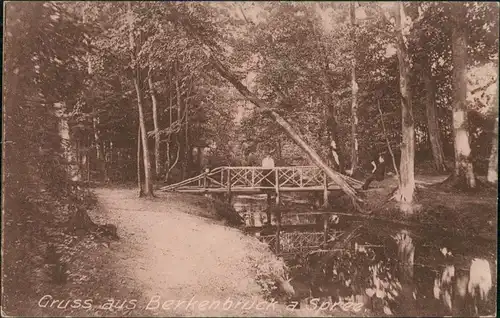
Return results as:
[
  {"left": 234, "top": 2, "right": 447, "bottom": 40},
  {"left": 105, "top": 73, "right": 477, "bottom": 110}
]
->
[{"left": 172, "top": 187, "right": 347, "bottom": 194}]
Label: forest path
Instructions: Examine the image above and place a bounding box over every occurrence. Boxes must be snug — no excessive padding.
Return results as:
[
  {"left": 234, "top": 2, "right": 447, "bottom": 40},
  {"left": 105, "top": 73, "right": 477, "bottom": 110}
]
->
[{"left": 92, "top": 188, "right": 325, "bottom": 317}]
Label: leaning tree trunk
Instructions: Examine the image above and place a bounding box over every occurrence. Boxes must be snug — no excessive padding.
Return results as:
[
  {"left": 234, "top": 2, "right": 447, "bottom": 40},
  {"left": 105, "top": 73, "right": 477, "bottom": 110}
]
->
[
  {"left": 395, "top": 2, "right": 416, "bottom": 211},
  {"left": 128, "top": 1, "right": 154, "bottom": 197},
  {"left": 349, "top": 1, "right": 359, "bottom": 175},
  {"left": 451, "top": 3, "right": 476, "bottom": 189},
  {"left": 487, "top": 80, "right": 498, "bottom": 184},
  {"left": 133, "top": 74, "right": 154, "bottom": 196},
  {"left": 148, "top": 69, "right": 161, "bottom": 179},
  {"left": 206, "top": 52, "right": 361, "bottom": 209},
  {"left": 422, "top": 54, "right": 447, "bottom": 173}
]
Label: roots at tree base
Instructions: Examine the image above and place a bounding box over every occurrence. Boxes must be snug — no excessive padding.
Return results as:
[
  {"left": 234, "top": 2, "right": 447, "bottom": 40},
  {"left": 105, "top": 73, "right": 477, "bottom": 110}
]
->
[
  {"left": 437, "top": 174, "right": 493, "bottom": 192},
  {"left": 385, "top": 187, "right": 423, "bottom": 216}
]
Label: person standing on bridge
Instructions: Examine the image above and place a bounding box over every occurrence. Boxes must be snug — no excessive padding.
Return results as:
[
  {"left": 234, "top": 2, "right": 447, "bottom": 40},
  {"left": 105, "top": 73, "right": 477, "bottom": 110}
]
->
[{"left": 261, "top": 152, "right": 275, "bottom": 190}]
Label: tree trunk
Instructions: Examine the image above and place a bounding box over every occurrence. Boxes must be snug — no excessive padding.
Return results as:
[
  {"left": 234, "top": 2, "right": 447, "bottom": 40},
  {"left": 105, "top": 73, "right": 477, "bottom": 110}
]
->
[
  {"left": 487, "top": 118, "right": 498, "bottom": 183},
  {"left": 312, "top": 5, "right": 346, "bottom": 174},
  {"left": 451, "top": 3, "right": 476, "bottom": 189},
  {"left": 85, "top": 7, "right": 105, "bottom": 182},
  {"left": 137, "top": 124, "right": 143, "bottom": 196},
  {"left": 184, "top": 79, "right": 192, "bottom": 177},
  {"left": 133, "top": 75, "right": 154, "bottom": 196},
  {"left": 82, "top": 4, "right": 92, "bottom": 183},
  {"left": 349, "top": 1, "right": 359, "bottom": 175},
  {"left": 92, "top": 109, "right": 107, "bottom": 182},
  {"left": 56, "top": 103, "right": 80, "bottom": 182},
  {"left": 165, "top": 71, "right": 173, "bottom": 181},
  {"left": 129, "top": 1, "right": 154, "bottom": 196},
  {"left": 165, "top": 136, "right": 181, "bottom": 184},
  {"left": 395, "top": 2, "right": 416, "bottom": 211},
  {"left": 86, "top": 134, "right": 91, "bottom": 181},
  {"left": 487, "top": 80, "right": 498, "bottom": 184},
  {"left": 422, "top": 54, "right": 447, "bottom": 172},
  {"left": 326, "top": 108, "right": 345, "bottom": 173},
  {"left": 148, "top": 70, "right": 161, "bottom": 180},
  {"left": 276, "top": 140, "right": 282, "bottom": 161},
  {"left": 174, "top": 61, "right": 186, "bottom": 181},
  {"left": 208, "top": 54, "right": 361, "bottom": 208}
]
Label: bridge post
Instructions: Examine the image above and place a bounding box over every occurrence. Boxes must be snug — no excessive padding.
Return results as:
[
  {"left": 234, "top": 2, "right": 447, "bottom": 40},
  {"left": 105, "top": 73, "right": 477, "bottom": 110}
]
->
[
  {"left": 275, "top": 207, "right": 281, "bottom": 254},
  {"left": 274, "top": 168, "right": 282, "bottom": 254},
  {"left": 251, "top": 168, "right": 255, "bottom": 187},
  {"left": 227, "top": 168, "right": 232, "bottom": 205},
  {"left": 266, "top": 194, "right": 272, "bottom": 225},
  {"left": 322, "top": 171, "right": 330, "bottom": 208}
]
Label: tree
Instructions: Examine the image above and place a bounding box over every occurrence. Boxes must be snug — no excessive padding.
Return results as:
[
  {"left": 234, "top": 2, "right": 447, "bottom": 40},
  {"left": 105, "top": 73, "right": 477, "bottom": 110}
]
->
[
  {"left": 147, "top": 69, "right": 161, "bottom": 179},
  {"left": 3, "top": 2, "right": 100, "bottom": 306},
  {"left": 422, "top": 53, "right": 447, "bottom": 172},
  {"left": 128, "top": 2, "right": 154, "bottom": 196},
  {"left": 487, "top": 78, "right": 498, "bottom": 184},
  {"left": 349, "top": 1, "right": 359, "bottom": 175},
  {"left": 450, "top": 2, "right": 476, "bottom": 189},
  {"left": 395, "top": 2, "right": 416, "bottom": 210}
]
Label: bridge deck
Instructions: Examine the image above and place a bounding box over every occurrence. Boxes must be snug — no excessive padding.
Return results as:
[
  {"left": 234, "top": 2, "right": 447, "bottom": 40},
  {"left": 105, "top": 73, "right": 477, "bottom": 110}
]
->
[{"left": 169, "top": 185, "right": 349, "bottom": 194}]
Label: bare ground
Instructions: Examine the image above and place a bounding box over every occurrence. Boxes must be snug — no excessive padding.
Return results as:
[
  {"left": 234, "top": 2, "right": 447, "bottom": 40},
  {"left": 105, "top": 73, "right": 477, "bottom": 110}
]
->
[{"left": 91, "top": 188, "right": 331, "bottom": 317}]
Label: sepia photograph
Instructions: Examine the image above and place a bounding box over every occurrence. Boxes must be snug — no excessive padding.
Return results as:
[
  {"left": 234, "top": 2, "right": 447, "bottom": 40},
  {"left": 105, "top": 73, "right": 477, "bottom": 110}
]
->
[{"left": 2, "top": 1, "right": 498, "bottom": 317}]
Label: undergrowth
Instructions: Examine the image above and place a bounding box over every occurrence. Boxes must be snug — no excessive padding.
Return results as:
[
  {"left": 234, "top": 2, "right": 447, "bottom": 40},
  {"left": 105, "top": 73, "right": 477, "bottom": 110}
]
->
[{"left": 2, "top": 182, "right": 131, "bottom": 316}]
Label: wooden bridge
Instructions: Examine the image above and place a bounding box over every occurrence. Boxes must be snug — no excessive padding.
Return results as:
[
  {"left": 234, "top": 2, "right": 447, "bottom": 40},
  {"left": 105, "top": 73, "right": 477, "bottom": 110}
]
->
[
  {"left": 160, "top": 166, "right": 364, "bottom": 255},
  {"left": 160, "top": 166, "right": 364, "bottom": 195}
]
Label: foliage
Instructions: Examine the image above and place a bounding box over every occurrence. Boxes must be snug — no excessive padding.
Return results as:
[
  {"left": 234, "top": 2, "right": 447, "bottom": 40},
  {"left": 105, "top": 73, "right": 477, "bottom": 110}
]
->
[
  {"left": 254, "top": 255, "right": 291, "bottom": 302},
  {"left": 3, "top": 1, "right": 103, "bottom": 311}
]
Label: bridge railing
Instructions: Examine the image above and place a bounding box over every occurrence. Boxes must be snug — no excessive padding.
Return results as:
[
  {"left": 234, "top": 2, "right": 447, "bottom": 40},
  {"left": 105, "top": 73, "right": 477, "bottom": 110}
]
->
[
  {"left": 161, "top": 165, "right": 363, "bottom": 192},
  {"left": 224, "top": 166, "right": 325, "bottom": 189}
]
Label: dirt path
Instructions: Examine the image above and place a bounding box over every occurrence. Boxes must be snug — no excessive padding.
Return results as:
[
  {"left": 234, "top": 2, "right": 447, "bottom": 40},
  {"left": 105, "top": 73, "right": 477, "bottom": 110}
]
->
[{"left": 92, "top": 189, "right": 324, "bottom": 317}]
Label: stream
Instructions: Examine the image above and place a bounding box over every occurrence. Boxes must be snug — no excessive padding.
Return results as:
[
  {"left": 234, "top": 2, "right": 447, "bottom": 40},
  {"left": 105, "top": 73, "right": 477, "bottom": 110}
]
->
[{"left": 231, "top": 194, "right": 497, "bottom": 317}]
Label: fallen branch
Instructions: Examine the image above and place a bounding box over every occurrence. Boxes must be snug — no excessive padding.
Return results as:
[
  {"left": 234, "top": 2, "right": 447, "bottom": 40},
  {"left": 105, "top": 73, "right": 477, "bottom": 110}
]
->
[
  {"left": 179, "top": 20, "right": 362, "bottom": 208},
  {"left": 470, "top": 77, "right": 497, "bottom": 95},
  {"left": 204, "top": 51, "right": 362, "bottom": 210}
]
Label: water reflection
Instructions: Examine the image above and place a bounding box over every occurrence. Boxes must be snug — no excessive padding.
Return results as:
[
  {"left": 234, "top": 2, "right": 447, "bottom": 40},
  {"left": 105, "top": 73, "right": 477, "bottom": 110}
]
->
[{"left": 231, "top": 194, "right": 497, "bottom": 316}]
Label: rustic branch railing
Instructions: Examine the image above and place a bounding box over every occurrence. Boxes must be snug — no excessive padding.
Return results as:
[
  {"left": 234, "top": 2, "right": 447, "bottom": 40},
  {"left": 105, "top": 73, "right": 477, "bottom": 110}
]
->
[{"left": 160, "top": 166, "right": 363, "bottom": 192}]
